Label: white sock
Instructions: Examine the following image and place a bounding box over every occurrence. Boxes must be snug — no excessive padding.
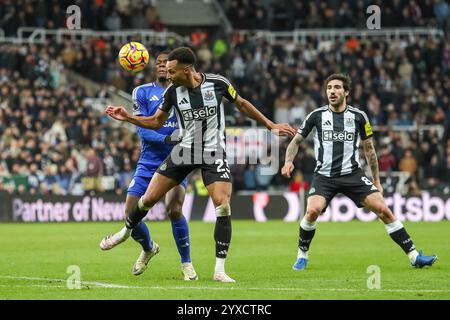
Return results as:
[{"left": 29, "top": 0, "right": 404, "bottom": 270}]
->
[
  {"left": 117, "top": 226, "right": 130, "bottom": 240},
  {"left": 408, "top": 250, "right": 419, "bottom": 264},
  {"left": 383, "top": 220, "right": 403, "bottom": 234},
  {"left": 300, "top": 217, "right": 317, "bottom": 231},
  {"left": 297, "top": 248, "right": 308, "bottom": 259},
  {"left": 215, "top": 257, "right": 226, "bottom": 274}
]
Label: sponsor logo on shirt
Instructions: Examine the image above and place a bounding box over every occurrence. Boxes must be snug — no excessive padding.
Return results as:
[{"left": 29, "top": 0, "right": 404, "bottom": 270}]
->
[
  {"left": 182, "top": 105, "right": 217, "bottom": 121},
  {"left": 322, "top": 130, "right": 355, "bottom": 142},
  {"left": 163, "top": 121, "right": 177, "bottom": 128}
]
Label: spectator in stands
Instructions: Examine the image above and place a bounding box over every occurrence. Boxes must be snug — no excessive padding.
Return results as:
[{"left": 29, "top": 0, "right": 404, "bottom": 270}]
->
[
  {"left": 273, "top": 89, "right": 291, "bottom": 124},
  {"left": 56, "top": 163, "right": 73, "bottom": 195},
  {"left": 244, "top": 164, "right": 257, "bottom": 190},
  {"left": 442, "top": 139, "right": 450, "bottom": 186},
  {"left": 289, "top": 170, "right": 309, "bottom": 193},
  {"left": 433, "top": 0, "right": 450, "bottom": 32},
  {"left": 379, "top": 144, "right": 397, "bottom": 172},
  {"left": 399, "top": 149, "right": 418, "bottom": 177}
]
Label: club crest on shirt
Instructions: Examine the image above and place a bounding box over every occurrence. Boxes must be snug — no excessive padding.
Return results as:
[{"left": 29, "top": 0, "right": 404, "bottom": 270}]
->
[
  {"left": 204, "top": 90, "right": 214, "bottom": 101},
  {"left": 345, "top": 118, "right": 354, "bottom": 127}
]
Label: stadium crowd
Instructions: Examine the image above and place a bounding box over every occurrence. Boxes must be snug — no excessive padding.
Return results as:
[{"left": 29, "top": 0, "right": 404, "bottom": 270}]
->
[
  {"left": 3, "top": 0, "right": 448, "bottom": 34},
  {"left": 1, "top": 33, "right": 449, "bottom": 196},
  {"left": 219, "top": 0, "right": 450, "bottom": 31},
  {"left": 0, "top": 0, "right": 165, "bottom": 35},
  {"left": 1, "top": 1, "right": 449, "bottom": 196},
  {"left": 0, "top": 43, "right": 144, "bottom": 195}
]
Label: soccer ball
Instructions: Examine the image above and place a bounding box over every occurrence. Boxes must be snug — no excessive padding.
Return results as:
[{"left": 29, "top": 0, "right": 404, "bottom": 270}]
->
[{"left": 118, "top": 42, "right": 149, "bottom": 73}]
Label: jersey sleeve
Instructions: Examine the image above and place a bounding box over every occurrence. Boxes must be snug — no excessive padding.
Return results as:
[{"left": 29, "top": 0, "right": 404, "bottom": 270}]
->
[
  {"left": 216, "top": 75, "right": 238, "bottom": 102},
  {"left": 132, "top": 86, "right": 147, "bottom": 116},
  {"left": 297, "top": 111, "right": 316, "bottom": 138},
  {"left": 158, "top": 85, "right": 174, "bottom": 113},
  {"left": 357, "top": 111, "right": 374, "bottom": 140},
  {"left": 137, "top": 127, "right": 167, "bottom": 145}
]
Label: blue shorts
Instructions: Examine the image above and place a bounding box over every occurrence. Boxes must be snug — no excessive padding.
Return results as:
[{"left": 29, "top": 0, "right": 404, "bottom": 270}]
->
[{"left": 127, "top": 172, "right": 187, "bottom": 197}]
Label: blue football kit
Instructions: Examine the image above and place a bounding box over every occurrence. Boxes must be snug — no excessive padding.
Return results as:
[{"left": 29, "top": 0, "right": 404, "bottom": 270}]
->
[
  {"left": 127, "top": 82, "right": 187, "bottom": 197},
  {"left": 126, "top": 82, "right": 191, "bottom": 264}
]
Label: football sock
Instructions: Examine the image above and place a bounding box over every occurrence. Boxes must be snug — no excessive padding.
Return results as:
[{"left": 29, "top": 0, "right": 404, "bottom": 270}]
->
[
  {"left": 408, "top": 250, "right": 419, "bottom": 264},
  {"left": 131, "top": 221, "right": 153, "bottom": 252},
  {"left": 115, "top": 226, "right": 131, "bottom": 241},
  {"left": 126, "top": 197, "right": 152, "bottom": 229},
  {"left": 298, "top": 217, "right": 317, "bottom": 257},
  {"left": 215, "top": 257, "right": 226, "bottom": 274},
  {"left": 214, "top": 216, "right": 232, "bottom": 259},
  {"left": 171, "top": 216, "right": 191, "bottom": 263},
  {"left": 384, "top": 220, "right": 417, "bottom": 260}
]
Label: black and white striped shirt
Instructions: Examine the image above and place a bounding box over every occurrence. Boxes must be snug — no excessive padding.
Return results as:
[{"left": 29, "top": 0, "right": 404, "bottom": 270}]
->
[
  {"left": 159, "top": 73, "right": 237, "bottom": 152},
  {"left": 298, "top": 105, "right": 373, "bottom": 177}
]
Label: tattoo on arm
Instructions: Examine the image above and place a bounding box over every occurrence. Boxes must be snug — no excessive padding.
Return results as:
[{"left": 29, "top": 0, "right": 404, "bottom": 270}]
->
[
  {"left": 285, "top": 134, "right": 304, "bottom": 164},
  {"left": 363, "top": 138, "right": 380, "bottom": 182}
]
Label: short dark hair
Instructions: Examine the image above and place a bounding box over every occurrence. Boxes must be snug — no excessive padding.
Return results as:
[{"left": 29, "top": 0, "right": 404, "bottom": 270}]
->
[
  {"left": 157, "top": 50, "right": 171, "bottom": 56},
  {"left": 168, "top": 47, "right": 196, "bottom": 65},
  {"left": 324, "top": 73, "right": 352, "bottom": 93}
]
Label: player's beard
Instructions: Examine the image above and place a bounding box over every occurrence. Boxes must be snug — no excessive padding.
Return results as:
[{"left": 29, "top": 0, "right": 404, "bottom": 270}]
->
[
  {"left": 329, "top": 95, "right": 345, "bottom": 109},
  {"left": 157, "top": 76, "right": 168, "bottom": 84}
]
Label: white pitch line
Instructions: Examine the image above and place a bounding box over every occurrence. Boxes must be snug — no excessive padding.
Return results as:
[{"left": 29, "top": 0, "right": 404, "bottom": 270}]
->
[{"left": 1, "top": 276, "right": 449, "bottom": 294}]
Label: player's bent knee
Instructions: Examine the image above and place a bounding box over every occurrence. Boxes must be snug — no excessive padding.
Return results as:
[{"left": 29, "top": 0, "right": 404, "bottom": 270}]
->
[
  {"left": 141, "top": 194, "right": 157, "bottom": 209},
  {"left": 167, "top": 204, "right": 183, "bottom": 221},
  {"left": 376, "top": 206, "right": 394, "bottom": 219},
  {"left": 306, "top": 207, "right": 322, "bottom": 220},
  {"left": 215, "top": 203, "right": 231, "bottom": 217}
]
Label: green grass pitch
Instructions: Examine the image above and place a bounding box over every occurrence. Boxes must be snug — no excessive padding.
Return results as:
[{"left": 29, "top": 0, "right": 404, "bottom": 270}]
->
[{"left": 0, "top": 220, "right": 448, "bottom": 300}]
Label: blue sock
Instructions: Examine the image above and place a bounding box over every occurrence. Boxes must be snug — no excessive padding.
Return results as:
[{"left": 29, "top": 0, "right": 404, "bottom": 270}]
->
[
  {"left": 131, "top": 221, "right": 153, "bottom": 252},
  {"left": 171, "top": 216, "right": 191, "bottom": 263}
]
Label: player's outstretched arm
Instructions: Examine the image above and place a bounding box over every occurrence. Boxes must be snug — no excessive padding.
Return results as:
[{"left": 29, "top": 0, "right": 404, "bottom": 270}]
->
[
  {"left": 362, "top": 137, "right": 383, "bottom": 194},
  {"left": 233, "top": 96, "right": 297, "bottom": 137},
  {"left": 105, "top": 106, "right": 168, "bottom": 130},
  {"left": 281, "top": 133, "right": 304, "bottom": 178}
]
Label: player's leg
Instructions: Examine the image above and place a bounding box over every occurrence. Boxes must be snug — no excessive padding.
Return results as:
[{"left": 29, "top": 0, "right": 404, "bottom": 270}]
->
[
  {"left": 125, "top": 178, "right": 154, "bottom": 253},
  {"left": 293, "top": 174, "right": 336, "bottom": 270},
  {"left": 126, "top": 172, "right": 178, "bottom": 229},
  {"left": 201, "top": 150, "right": 235, "bottom": 282},
  {"left": 205, "top": 181, "right": 235, "bottom": 283},
  {"left": 165, "top": 183, "right": 198, "bottom": 281},
  {"left": 100, "top": 172, "right": 178, "bottom": 250},
  {"left": 361, "top": 192, "right": 437, "bottom": 268},
  {"left": 293, "top": 195, "right": 328, "bottom": 270},
  {"left": 120, "top": 177, "right": 160, "bottom": 275}
]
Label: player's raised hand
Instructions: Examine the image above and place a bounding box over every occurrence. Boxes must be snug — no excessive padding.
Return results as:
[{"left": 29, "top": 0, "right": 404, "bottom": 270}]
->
[
  {"left": 271, "top": 123, "right": 297, "bottom": 137},
  {"left": 281, "top": 162, "right": 295, "bottom": 178},
  {"left": 106, "top": 106, "right": 129, "bottom": 121}
]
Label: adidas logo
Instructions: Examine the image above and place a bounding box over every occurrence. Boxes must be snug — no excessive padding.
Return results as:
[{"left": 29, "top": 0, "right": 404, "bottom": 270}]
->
[
  {"left": 218, "top": 250, "right": 227, "bottom": 256},
  {"left": 324, "top": 120, "right": 332, "bottom": 126},
  {"left": 220, "top": 172, "right": 230, "bottom": 179},
  {"left": 150, "top": 95, "right": 159, "bottom": 101},
  {"left": 179, "top": 97, "right": 189, "bottom": 105}
]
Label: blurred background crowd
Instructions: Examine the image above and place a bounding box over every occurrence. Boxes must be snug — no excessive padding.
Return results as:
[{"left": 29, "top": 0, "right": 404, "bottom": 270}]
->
[
  {"left": 219, "top": 0, "right": 450, "bottom": 31},
  {"left": 0, "top": 0, "right": 449, "bottom": 197},
  {"left": 1, "top": 0, "right": 449, "bottom": 32}
]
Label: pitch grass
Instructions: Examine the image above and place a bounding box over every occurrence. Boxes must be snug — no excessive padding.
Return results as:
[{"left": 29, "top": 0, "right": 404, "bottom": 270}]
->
[{"left": 0, "top": 220, "right": 448, "bottom": 300}]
